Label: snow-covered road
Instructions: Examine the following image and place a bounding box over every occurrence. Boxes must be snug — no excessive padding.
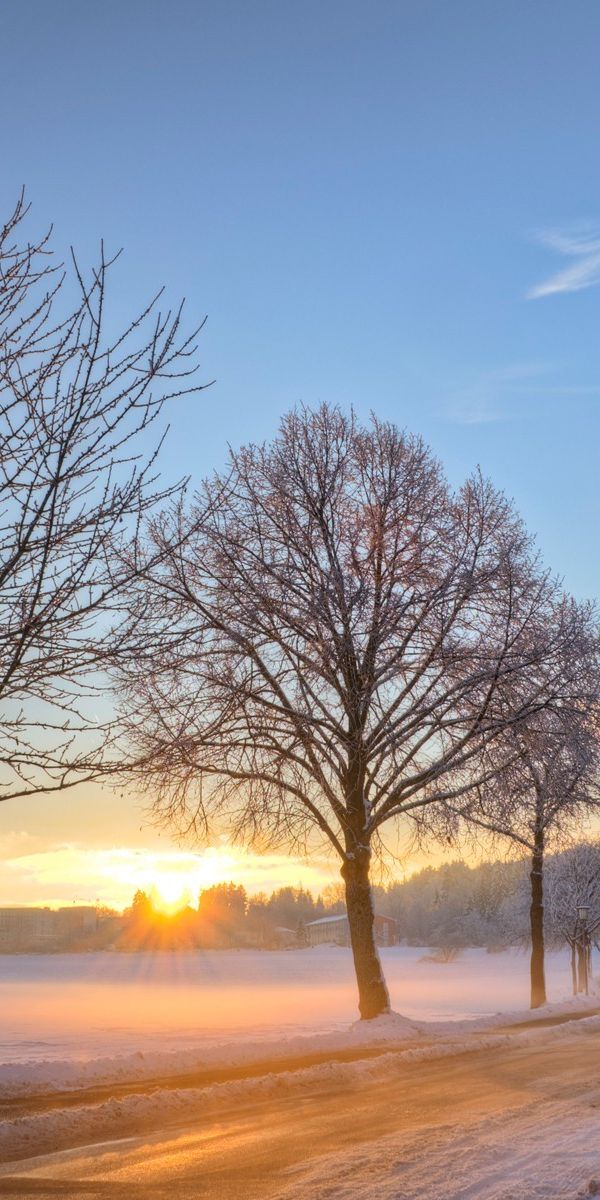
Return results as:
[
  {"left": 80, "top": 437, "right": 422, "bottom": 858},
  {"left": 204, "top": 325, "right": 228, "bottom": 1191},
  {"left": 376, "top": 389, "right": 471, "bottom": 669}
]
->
[{"left": 2, "top": 1018, "right": 600, "bottom": 1199}]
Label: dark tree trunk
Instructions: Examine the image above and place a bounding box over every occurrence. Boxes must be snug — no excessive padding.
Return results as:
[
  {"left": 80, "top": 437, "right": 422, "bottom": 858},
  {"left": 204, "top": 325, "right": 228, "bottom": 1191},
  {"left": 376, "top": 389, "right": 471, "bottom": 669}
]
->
[
  {"left": 570, "top": 941, "right": 577, "bottom": 996},
  {"left": 341, "top": 849, "right": 390, "bottom": 1020},
  {"left": 529, "top": 831, "right": 547, "bottom": 1009}
]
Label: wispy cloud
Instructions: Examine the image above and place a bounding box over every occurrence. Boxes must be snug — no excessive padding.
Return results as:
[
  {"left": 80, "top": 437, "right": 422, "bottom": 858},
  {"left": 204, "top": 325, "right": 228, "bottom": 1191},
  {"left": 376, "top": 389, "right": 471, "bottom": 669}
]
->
[
  {"left": 444, "top": 362, "right": 554, "bottom": 425},
  {"left": 527, "top": 226, "right": 600, "bottom": 299}
]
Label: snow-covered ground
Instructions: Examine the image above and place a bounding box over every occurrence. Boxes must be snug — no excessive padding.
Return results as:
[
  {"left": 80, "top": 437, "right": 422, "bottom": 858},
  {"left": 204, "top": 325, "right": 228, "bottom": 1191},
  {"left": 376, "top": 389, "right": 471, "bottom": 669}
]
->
[
  {"left": 0, "top": 945, "right": 599, "bottom": 1179},
  {"left": 0, "top": 945, "right": 587, "bottom": 1082},
  {"left": 3, "top": 1013, "right": 600, "bottom": 1187}
]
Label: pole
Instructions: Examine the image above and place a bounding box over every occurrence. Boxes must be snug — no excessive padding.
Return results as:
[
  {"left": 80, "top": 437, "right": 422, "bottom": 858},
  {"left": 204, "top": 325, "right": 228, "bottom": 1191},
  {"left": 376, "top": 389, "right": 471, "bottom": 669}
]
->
[{"left": 577, "top": 914, "right": 589, "bottom": 995}]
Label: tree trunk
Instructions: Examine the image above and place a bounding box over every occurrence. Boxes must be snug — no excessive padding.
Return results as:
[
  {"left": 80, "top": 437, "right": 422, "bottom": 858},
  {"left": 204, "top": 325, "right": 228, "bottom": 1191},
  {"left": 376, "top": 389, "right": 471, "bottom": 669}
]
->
[
  {"left": 529, "top": 832, "right": 547, "bottom": 1009},
  {"left": 570, "top": 941, "right": 577, "bottom": 996},
  {"left": 341, "top": 849, "right": 390, "bottom": 1020}
]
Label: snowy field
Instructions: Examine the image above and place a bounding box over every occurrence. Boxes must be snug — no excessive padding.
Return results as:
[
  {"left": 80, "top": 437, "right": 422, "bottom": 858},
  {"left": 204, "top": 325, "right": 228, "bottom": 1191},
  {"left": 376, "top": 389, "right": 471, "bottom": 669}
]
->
[
  {"left": 1, "top": 945, "right": 599, "bottom": 1178},
  {"left": 0, "top": 944, "right": 580, "bottom": 1067}
]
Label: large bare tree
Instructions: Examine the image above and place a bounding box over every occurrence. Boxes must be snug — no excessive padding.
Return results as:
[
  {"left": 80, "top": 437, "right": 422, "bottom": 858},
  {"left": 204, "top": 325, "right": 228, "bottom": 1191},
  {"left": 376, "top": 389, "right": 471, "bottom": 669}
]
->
[
  {"left": 118, "top": 404, "right": 585, "bottom": 1018},
  {"left": 0, "top": 194, "right": 205, "bottom": 803}
]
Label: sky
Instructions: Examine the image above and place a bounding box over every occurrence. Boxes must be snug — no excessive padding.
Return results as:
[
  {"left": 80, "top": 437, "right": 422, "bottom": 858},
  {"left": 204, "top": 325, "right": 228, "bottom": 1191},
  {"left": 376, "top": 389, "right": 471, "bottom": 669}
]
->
[{"left": 2, "top": 0, "right": 600, "bottom": 906}]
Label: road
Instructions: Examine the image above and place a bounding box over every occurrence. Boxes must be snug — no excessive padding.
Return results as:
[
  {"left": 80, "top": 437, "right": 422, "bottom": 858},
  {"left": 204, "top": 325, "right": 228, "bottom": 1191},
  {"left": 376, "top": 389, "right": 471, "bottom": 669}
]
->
[{"left": 1, "top": 1021, "right": 600, "bottom": 1199}]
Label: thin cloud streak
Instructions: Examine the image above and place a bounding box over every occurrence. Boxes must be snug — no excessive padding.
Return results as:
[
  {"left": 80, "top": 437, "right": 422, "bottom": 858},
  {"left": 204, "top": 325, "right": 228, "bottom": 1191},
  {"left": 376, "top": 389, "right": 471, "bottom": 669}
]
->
[
  {"left": 444, "top": 362, "right": 554, "bottom": 425},
  {"left": 527, "top": 226, "right": 600, "bottom": 298}
]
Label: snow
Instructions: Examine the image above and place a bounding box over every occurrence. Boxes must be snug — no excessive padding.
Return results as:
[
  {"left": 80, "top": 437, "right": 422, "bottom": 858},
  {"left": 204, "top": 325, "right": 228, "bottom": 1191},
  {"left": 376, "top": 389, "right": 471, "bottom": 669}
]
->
[
  {"left": 275, "top": 1097, "right": 600, "bottom": 1199},
  {"left": 305, "top": 914, "right": 348, "bottom": 925},
  {"left": 0, "top": 945, "right": 594, "bottom": 1101},
  {"left": 0, "top": 945, "right": 597, "bottom": 1186},
  {"left": 0, "top": 1052, "right": 419, "bottom": 1160},
  {"left": 2, "top": 1015, "right": 600, "bottom": 1167}
]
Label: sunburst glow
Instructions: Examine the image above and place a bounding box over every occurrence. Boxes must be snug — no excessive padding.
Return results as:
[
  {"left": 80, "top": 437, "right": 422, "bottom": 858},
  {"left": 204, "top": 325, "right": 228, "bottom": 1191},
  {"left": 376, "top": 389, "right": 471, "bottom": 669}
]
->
[
  {"left": 150, "top": 877, "right": 192, "bottom": 914},
  {"left": 0, "top": 841, "right": 340, "bottom": 910},
  {"left": 115, "top": 849, "right": 238, "bottom": 912}
]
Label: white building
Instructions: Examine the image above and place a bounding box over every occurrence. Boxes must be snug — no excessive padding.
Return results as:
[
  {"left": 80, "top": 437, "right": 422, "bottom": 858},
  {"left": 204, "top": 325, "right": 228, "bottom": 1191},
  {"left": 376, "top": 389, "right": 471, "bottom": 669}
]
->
[{"left": 305, "top": 911, "right": 397, "bottom": 947}]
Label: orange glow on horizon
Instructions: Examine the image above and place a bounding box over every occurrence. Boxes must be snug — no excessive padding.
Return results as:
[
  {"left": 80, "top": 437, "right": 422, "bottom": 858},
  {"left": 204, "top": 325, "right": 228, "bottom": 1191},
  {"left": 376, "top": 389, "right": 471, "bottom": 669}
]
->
[
  {"left": 0, "top": 833, "right": 484, "bottom": 911},
  {"left": 0, "top": 841, "right": 343, "bottom": 911}
]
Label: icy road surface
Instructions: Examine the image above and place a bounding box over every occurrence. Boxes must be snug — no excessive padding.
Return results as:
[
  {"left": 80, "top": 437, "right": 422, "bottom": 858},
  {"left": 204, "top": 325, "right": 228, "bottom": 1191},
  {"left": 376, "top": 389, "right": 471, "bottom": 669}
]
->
[{"left": 1, "top": 1019, "right": 600, "bottom": 1199}]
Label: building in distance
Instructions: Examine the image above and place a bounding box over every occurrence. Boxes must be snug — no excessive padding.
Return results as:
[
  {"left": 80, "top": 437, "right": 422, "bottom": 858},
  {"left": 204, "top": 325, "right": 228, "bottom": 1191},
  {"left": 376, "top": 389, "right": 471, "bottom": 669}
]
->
[
  {"left": 305, "top": 912, "right": 397, "bottom": 948},
  {"left": 0, "top": 906, "right": 98, "bottom": 952}
]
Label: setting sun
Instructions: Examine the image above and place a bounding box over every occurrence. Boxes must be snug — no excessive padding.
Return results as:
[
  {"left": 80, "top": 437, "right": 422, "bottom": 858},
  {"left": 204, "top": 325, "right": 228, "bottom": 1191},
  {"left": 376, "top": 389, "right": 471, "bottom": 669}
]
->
[
  {"left": 113, "top": 848, "right": 240, "bottom": 913},
  {"left": 150, "top": 878, "right": 192, "bottom": 914}
]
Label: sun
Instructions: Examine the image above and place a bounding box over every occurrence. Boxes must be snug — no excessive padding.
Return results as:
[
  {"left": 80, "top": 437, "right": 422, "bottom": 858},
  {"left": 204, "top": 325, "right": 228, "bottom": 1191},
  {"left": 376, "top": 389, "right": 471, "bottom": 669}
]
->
[
  {"left": 150, "top": 876, "right": 192, "bottom": 915},
  {"left": 100, "top": 847, "right": 241, "bottom": 913},
  {"left": 95, "top": 843, "right": 332, "bottom": 913}
]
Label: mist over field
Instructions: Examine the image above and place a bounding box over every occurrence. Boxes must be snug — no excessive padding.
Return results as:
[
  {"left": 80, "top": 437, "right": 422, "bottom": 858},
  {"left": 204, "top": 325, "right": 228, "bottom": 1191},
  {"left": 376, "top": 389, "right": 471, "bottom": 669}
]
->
[{"left": 0, "top": 946, "right": 579, "bottom": 1065}]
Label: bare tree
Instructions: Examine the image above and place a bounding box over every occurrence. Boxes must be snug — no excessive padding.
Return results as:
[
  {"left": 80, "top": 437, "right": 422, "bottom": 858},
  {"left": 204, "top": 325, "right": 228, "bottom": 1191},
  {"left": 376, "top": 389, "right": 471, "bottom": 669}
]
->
[
  {"left": 546, "top": 841, "right": 600, "bottom": 994},
  {"left": 0, "top": 193, "right": 205, "bottom": 803},
  {"left": 118, "top": 404, "right": 586, "bottom": 1019},
  {"left": 442, "top": 687, "right": 600, "bottom": 1008}
]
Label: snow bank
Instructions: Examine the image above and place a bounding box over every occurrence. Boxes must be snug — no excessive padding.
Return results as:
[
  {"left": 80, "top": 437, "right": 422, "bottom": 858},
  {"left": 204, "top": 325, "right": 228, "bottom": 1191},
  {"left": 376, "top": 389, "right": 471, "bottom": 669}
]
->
[
  {"left": 3, "top": 1013, "right": 600, "bottom": 1164},
  {"left": 0, "top": 1018, "right": 421, "bottom": 1099}
]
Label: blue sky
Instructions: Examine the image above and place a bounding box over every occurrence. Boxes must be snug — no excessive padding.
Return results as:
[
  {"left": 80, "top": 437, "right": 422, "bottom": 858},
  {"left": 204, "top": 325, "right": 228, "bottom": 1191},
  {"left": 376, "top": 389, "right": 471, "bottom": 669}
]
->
[
  {"left": 2, "top": 0, "right": 599, "bottom": 595},
  {"left": 2, "top": 0, "right": 600, "bottom": 898}
]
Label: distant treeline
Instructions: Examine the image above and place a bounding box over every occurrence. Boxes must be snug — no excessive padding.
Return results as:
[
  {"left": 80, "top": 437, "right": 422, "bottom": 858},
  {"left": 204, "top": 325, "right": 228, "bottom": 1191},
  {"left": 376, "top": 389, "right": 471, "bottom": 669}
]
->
[{"left": 51, "top": 841, "right": 600, "bottom": 954}]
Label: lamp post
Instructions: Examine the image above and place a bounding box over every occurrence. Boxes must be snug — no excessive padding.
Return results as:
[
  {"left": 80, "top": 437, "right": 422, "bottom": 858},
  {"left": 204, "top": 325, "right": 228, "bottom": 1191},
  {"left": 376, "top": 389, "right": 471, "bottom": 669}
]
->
[{"left": 577, "top": 904, "right": 590, "bottom": 996}]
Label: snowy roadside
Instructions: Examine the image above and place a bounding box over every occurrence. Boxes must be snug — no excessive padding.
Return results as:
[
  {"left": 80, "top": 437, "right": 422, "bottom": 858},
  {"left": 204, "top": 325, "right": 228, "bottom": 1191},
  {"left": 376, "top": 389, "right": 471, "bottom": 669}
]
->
[
  {"left": 1, "top": 991, "right": 597, "bottom": 1102},
  {"left": 2, "top": 1005, "right": 600, "bottom": 1164},
  {"left": 275, "top": 1096, "right": 600, "bottom": 1200}
]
